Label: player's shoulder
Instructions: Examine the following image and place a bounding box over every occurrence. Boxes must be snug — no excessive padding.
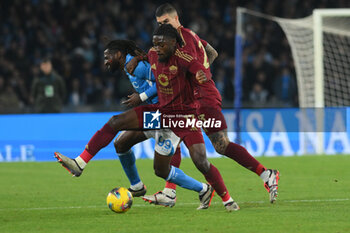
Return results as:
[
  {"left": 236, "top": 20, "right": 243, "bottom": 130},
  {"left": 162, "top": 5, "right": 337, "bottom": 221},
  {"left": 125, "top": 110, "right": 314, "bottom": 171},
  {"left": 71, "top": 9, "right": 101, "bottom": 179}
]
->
[
  {"left": 178, "top": 26, "right": 198, "bottom": 38},
  {"left": 125, "top": 54, "right": 148, "bottom": 77},
  {"left": 147, "top": 47, "right": 157, "bottom": 71},
  {"left": 178, "top": 26, "right": 192, "bottom": 35},
  {"left": 147, "top": 47, "right": 157, "bottom": 57},
  {"left": 125, "top": 54, "right": 134, "bottom": 64},
  {"left": 149, "top": 47, "right": 156, "bottom": 52},
  {"left": 177, "top": 26, "right": 200, "bottom": 48}
]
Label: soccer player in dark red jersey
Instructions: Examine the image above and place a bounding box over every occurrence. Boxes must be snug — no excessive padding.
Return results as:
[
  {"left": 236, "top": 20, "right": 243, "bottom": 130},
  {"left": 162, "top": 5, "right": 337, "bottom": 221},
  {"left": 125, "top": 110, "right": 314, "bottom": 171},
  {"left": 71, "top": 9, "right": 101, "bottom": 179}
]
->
[
  {"left": 146, "top": 24, "right": 239, "bottom": 211},
  {"left": 54, "top": 25, "right": 240, "bottom": 211},
  {"left": 134, "top": 3, "right": 279, "bottom": 205}
]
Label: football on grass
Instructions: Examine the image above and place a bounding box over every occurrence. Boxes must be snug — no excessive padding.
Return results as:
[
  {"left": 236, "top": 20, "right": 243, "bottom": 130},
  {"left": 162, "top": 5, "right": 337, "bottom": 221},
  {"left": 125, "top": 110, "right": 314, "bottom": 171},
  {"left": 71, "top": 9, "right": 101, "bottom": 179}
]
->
[{"left": 106, "top": 187, "right": 133, "bottom": 213}]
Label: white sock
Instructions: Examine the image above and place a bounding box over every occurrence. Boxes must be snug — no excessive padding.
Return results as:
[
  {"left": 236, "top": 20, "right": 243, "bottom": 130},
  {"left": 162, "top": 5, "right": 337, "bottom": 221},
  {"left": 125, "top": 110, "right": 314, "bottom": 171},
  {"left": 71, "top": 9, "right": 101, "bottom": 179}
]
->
[
  {"left": 199, "top": 183, "right": 208, "bottom": 195},
  {"left": 130, "top": 181, "right": 144, "bottom": 191},
  {"left": 162, "top": 188, "right": 176, "bottom": 198},
  {"left": 260, "top": 170, "right": 271, "bottom": 182},
  {"left": 223, "top": 197, "right": 234, "bottom": 206},
  {"left": 75, "top": 156, "right": 86, "bottom": 169}
]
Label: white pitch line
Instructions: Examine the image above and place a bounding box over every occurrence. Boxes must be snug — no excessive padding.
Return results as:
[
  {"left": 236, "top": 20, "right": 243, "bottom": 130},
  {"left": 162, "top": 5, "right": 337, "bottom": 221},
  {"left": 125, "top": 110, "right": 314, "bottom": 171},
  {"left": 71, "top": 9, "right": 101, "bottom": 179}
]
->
[{"left": 0, "top": 198, "right": 348, "bottom": 211}]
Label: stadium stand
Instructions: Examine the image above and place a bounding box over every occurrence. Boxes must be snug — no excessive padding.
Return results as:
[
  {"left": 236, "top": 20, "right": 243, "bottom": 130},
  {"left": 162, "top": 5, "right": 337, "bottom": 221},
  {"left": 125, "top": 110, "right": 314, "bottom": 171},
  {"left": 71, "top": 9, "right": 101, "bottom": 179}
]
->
[{"left": 0, "top": 0, "right": 348, "bottom": 113}]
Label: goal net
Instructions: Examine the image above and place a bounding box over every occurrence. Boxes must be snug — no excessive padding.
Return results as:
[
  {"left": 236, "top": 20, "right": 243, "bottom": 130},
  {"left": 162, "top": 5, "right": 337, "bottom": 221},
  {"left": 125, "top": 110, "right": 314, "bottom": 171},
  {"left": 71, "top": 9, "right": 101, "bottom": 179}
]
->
[{"left": 238, "top": 8, "right": 350, "bottom": 108}]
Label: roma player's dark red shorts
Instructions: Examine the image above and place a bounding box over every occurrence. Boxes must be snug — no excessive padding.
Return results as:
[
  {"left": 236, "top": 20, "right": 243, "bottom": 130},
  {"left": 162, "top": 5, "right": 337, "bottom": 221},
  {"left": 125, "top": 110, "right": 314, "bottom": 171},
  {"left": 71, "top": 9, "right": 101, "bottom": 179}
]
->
[{"left": 197, "top": 105, "right": 228, "bottom": 136}]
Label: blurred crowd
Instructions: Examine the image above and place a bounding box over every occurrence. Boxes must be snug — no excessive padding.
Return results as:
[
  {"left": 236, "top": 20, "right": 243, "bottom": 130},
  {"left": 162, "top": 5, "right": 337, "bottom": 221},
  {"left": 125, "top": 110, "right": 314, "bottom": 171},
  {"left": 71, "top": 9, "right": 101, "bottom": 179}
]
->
[{"left": 0, "top": 0, "right": 349, "bottom": 113}]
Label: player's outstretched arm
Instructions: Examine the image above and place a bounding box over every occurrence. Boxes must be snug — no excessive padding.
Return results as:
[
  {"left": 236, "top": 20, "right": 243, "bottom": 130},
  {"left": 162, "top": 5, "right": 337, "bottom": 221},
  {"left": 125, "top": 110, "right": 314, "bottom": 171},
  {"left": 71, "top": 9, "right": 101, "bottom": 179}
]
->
[
  {"left": 204, "top": 43, "right": 218, "bottom": 65},
  {"left": 126, "top": 54, "right": 148, "bottom": 75},
  {"left": 126, "top": 57, "right": 139, "bottom": 75}
]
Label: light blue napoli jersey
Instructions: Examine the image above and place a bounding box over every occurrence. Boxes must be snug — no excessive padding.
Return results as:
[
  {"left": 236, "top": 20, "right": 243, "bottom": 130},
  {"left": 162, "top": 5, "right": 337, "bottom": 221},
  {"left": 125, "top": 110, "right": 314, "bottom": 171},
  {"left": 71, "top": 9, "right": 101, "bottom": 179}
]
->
[{"left": 124, "top": 54, "right": 158, "bottom": 104}]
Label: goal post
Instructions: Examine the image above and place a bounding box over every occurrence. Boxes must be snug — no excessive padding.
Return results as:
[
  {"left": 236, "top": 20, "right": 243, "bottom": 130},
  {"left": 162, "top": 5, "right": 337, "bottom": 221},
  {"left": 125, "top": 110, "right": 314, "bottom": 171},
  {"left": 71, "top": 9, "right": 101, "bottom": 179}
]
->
[
  {"left": 313, "top": 9, "right": 350, "bottom": 108},
  {"left": 235, "top": 8, "right": 350, "bottom": 154},
  {"left": 234, "top": 7, "right": 244, "bottom": 144}
]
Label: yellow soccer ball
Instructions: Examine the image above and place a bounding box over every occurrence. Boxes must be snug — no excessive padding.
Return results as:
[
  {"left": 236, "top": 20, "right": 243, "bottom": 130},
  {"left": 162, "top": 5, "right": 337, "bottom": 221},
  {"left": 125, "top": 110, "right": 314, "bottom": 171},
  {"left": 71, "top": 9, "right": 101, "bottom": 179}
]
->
[{"left": 106, "top": 187, "right": 133, "bottom": 213}]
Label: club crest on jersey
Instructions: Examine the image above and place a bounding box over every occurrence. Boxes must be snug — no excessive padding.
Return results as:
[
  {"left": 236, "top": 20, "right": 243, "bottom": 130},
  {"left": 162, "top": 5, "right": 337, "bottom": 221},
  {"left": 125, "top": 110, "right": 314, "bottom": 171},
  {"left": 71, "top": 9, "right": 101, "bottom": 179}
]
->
[
  {"left": 169, "top": 65, "right": 178, "bottom": 75},
  {"left": 158, "top": 74, "right": 169, "bottom": 87}
]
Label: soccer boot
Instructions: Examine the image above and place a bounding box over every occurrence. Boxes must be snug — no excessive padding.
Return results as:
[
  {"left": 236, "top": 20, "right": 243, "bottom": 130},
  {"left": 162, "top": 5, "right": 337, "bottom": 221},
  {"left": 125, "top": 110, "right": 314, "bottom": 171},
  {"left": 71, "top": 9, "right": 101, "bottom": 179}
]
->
[
  {"left": 142, "top": 191, "right": 176, "bottom": 207},
  {"left": 264, "top": 169, "right": 280, "bottom": 203},
  {"left": 197, "top": 184, "right": 215, "bottom": 210},
  {"left": 224, "top": 201, "right": 240, "bottom": 212},
  {"left": 54, "top": 152, "right": 83, "bottom": 177},
  {"left": 128, "top": 185, "right": 147, "bottom": 197}
]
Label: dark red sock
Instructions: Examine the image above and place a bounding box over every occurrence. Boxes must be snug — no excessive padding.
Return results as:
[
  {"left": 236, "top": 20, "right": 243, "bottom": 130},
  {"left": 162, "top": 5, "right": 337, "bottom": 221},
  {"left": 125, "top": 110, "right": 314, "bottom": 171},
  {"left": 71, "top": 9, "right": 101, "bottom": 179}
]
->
[
  {"left": 79, "top": 123, "right": 117, "bottom": 163},
  {"left": 165, "top": 147, "right": 182, "bottom": 190},
  {"left": 204, "top": 164, "right": 230, "bottom": 202},
  {"left": 224, "top": 142, "right": 266, "bottom": 176}
]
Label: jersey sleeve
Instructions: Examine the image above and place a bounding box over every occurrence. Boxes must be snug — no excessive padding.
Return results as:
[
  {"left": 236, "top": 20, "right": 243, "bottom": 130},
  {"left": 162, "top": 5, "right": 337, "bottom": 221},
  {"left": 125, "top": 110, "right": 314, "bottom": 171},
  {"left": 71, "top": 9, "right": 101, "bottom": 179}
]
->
[
  {"left": 144, "top": 62, "right": 157, "bottom": 99},
  {"left": 134, "top": 60, "right": 158, "bottom": 100},
  {"left": 175, "top": 49, "right": 207, "bottom": 76},
  {"left": 144, "top": 79, "right": 157, "bottom": 99},
  {"left": 132, "top": 61, "right": 148, "bottom": 79},
  {"left": 188, "top": 59, "right": 206, "bottom": 75}
]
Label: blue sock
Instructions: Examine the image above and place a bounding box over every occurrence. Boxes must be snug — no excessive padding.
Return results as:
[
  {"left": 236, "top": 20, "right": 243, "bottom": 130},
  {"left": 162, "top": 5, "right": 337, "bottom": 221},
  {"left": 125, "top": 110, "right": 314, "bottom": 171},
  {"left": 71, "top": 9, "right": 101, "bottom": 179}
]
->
[
  {"left": 166, "top": 166, "right": 204, "bottom": 192},
  {"left": 118, "top": 150, "right": 141, "bottom": 186}
]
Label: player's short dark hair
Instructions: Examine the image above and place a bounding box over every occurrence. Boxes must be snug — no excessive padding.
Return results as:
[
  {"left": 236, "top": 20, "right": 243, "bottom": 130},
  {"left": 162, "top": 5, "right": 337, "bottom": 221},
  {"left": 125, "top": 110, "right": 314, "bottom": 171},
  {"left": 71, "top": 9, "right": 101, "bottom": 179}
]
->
[
  {"left": 105, "top": 40, "right": 145, "bottom": 57},
  {"left": 155, "top": 3, "right": 177, "bottom": 17},
  {"left": 153, "top": 24, "right": 184, "bottom": 46}
]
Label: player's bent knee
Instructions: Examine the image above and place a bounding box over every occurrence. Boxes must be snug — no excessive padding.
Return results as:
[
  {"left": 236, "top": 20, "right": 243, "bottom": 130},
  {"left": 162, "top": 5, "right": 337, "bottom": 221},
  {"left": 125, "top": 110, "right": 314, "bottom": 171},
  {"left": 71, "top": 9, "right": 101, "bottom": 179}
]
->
[
  {"left": 114, "top": 139, "right": 130, "bottom": 154},
  {"left": 108, "top": 115, "right": 120, "bottom": 131},
  {"left": 113, "top": 132, "right": 132, "bottom": 154},
  {"left": 213, "top": 142, "right": 229, "bottom": 155},
  {"left": 213, "top": 138, "right": 230, "bottom": 155}
]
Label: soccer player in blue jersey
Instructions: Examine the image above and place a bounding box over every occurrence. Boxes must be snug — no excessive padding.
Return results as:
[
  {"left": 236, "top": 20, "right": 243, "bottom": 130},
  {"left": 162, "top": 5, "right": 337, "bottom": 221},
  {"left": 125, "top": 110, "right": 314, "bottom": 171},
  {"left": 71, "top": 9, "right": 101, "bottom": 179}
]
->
[
  {"left": 104, "top": 39, "right": 156, "bottom": 196},
  {"left": 105, "top": 39, "right": 167, "bottom": 197},
  {"left": 112, "top": 42, "right": 158, "bottom": 107}
]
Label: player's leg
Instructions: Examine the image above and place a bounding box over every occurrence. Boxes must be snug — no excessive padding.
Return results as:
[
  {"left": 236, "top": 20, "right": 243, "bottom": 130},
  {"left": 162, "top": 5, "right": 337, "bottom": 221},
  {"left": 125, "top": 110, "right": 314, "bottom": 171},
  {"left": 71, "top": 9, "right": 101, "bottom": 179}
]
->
[
  {"left": 143, "top": 129, "right": 214, "bottom": 209},
  {"left": 200, "top": 106, "right": 268, "bottom": 175},
  {"left": 162, "top": 147, "right": 181, "bottom": 197},
  {"left": 208, "top": 128, "right": 280, "bottom": 203},
  {"left": 143, "top": 126, "right": 239, "bottom": 211},
  {"left": 153, "top": 151, "right": 213, "bottom": 209},
  {"left": 54, "top": 107, "right": 141, "bottom": 176},
  {"left": 180, "top": 126, "right": 239, "bottom": 211},
  {"left": 187, "top": 142, "right": 239, "bottom": 211},
  {"left": 114, "top": 130, "right": 148, "bottom": 197},
  {"left": 142, "top": 146, "right": 181, "bottom": 206},
  {"left": 208, "top": 128, "right": 266, "bottom": 175},
  {"left": 164, "top": 146, "right": 181, "bottom": 192},
  {"left": 200, "top": 106, "right": 280, "bottom": 203}
]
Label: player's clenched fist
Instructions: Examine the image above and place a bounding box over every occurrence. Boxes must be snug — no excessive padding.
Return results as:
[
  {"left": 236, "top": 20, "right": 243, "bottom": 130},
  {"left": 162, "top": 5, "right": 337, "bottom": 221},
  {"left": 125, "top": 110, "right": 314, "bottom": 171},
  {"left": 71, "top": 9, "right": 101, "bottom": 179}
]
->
[{"left": 196, "top": 70, "right": 207, "bottom": 84}]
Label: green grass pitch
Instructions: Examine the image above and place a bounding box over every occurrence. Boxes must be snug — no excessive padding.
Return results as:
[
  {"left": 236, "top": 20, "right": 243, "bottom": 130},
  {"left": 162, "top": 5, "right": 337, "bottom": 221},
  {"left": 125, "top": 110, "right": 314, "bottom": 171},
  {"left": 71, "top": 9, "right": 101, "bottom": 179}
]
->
[{"left": 1, "top": 155, "right": 349, "bottom": 233}]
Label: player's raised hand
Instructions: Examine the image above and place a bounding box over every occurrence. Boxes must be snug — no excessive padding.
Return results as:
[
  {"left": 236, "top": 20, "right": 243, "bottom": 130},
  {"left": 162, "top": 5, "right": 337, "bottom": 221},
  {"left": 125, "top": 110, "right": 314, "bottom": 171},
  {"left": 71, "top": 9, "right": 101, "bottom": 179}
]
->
[
  {"left": 122, "top": 93, "right": 142, "bottom": 107},
  {"left": 196, "top": 70, "right": 207, "bottom": 84}
]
